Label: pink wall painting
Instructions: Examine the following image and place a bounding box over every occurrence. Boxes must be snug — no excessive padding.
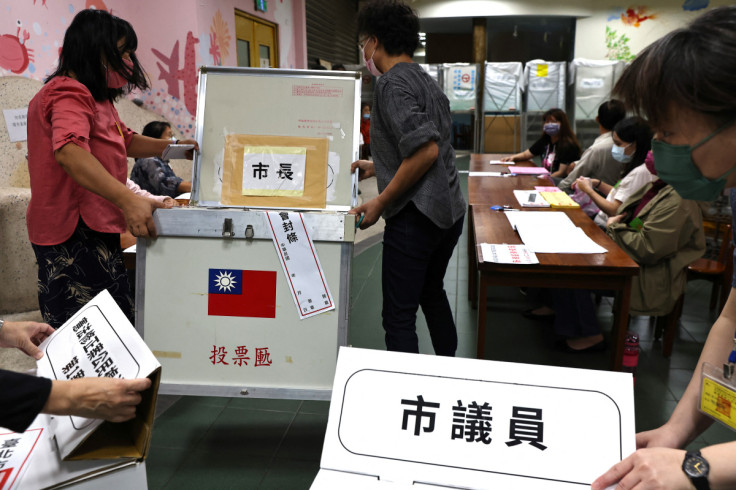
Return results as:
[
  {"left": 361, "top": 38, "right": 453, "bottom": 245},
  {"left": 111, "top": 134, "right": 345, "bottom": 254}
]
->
[{"left": 0, "top": 0, "right": 307, "bottom": 138}]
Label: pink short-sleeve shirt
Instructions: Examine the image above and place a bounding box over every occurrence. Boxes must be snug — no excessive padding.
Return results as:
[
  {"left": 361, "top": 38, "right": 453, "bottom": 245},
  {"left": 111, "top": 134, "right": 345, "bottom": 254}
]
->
[{"left": 26, "top": 76, "right": 134, "bottom": 245}]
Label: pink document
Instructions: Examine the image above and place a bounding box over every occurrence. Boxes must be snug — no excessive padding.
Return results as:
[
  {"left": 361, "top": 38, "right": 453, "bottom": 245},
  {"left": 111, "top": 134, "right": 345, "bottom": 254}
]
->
[{"left": 508, "top": 166, "right": 550, "bottom": 175}]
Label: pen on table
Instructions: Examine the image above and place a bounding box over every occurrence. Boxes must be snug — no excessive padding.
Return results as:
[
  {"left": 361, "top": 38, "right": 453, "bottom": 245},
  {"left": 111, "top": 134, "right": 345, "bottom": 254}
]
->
[{"left": 490, "top": 205, "right": 519, "bottom": 212}]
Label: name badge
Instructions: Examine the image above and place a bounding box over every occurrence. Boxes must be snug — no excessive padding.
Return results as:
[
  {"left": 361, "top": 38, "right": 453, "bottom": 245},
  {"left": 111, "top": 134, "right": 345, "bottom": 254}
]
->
[{"left": 699, "top": 362, "right": 736, "bottom": 431}]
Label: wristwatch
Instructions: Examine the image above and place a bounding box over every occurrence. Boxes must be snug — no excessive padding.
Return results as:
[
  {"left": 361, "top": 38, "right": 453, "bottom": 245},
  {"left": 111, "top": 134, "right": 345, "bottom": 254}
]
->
[{"left": 682, "top": 450, "right": 710, "bottom": 490}]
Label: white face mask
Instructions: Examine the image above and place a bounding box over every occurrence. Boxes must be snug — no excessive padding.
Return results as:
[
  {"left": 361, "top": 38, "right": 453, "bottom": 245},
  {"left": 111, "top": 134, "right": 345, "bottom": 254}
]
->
[
  {"left": 611, "top": 142, "right": 633, "bottom": 163},
  {"left": 361, "top": 38, "right": 383, "bottom": 77}
]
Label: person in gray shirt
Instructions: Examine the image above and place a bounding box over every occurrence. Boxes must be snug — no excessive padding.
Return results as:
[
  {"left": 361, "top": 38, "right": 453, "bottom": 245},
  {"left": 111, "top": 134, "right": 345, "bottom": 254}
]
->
[
  {"left": 558, "top": 100, "right": 626, "bottom": 193},
  {"left": 350, "top": 0, "right": 466, "bottom": 356}
]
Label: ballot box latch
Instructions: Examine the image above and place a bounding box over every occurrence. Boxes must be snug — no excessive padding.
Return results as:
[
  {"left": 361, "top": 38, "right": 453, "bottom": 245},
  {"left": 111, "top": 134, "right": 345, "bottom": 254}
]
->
[{"left": 222, "top": 218, "right": 235, "bottom": 238}]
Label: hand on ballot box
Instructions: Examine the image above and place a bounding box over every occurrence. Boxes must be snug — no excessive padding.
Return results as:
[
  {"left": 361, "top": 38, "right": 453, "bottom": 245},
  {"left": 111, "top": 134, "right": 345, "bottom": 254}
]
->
[
  {"left": 350, "top": 159, "right": 375, "bottom": 181},
  {"left": 44, "top": 376, "right": 152, "bottom": 423},
  {"left": 349, "top": 196, "right": 385, "bottom": 230}
]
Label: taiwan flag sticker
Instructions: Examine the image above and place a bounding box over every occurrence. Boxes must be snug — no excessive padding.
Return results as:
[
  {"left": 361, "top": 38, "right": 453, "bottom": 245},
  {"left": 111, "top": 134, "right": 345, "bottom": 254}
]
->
[{"left": 208, "top": 269, "right": 277, "bottom": 318}]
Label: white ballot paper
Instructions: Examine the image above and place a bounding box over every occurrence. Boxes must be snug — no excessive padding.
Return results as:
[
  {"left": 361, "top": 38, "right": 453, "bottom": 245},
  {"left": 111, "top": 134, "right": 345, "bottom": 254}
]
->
[
  {"left": 506, "top": 211, "right": 608, "bottom": 254},
  {"left": 0, "top": 427, "right": 44, "bottom": 490},
  {"left": 35, "top": 290, "right": 161, "bottom": 460},
  {"left": 469, "top": 171, "right": 505, "bottom": 177},
  {"left": 480, "top": 243, "right": 539, "bottom": 264},
  {"left": 266, "top": 211, "right": 335, "bottom": 319},
  {"left": 313, "top": 347, "right": 635, "bottom": 490}
]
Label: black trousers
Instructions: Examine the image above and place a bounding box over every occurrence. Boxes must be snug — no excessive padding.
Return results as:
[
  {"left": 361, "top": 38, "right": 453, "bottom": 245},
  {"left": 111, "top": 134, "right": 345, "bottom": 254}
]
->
[{"left": 381, "top": 203, "right": 464, "bottom": 356}]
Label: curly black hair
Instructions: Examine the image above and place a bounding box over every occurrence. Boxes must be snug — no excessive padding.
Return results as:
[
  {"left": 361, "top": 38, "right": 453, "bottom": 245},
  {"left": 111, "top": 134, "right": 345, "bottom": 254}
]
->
[{"left": 357, "top": 0, "right": 420, "bottom": 57}]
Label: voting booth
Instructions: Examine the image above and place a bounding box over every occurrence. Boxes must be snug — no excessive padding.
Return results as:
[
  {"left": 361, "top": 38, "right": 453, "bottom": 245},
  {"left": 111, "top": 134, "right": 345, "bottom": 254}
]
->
[
  {"left": 135, "top": 67, "right": 361, "bottom": 400},
  {"left": 569, "top": 59, "right": 627, "bottom": 149},
  {"left": 522, "top": 60, "right": 566, "bottom": 150},
  {"left": 482, "top": 62, "right": 523, "bottom": 153},
  {"left": 314, "top": 348, "right": 636, "bottom": 489}
]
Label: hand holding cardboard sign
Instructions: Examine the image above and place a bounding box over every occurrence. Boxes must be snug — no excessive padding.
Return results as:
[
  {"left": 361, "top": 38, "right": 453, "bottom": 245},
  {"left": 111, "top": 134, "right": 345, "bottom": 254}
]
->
[
  {"left": 0, "top": 320, "right": 54, "bottom": 360},
  {"left": 44, "top": 377, "right": 152, "bottom": 423}
]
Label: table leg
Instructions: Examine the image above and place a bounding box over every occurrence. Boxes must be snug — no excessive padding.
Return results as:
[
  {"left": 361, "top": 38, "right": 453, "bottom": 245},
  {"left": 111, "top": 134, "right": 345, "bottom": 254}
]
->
[
  {"left": 610, "top": 279, "right": 633, "bottom": 371},
  {"left": 476, "top": 272, "right": 488, "bottom": 359},
  {"left": 467, "top": 209, "right": 478, "bottom": 307}
]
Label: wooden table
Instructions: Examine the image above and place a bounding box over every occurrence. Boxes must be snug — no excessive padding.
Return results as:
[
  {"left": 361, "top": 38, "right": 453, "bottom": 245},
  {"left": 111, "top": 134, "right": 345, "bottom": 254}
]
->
[{"left": 466, "top": 154, "right": 639, "bottom": 371}]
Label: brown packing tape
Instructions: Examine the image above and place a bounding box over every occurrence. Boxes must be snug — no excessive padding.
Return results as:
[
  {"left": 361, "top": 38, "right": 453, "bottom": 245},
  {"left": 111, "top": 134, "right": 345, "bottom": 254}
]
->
[
  {"left": 63, "top": 367, "right": 161, "bottom": 461},
  {"left": 221, "top": 134, "right": 328, "bottom": 208}
]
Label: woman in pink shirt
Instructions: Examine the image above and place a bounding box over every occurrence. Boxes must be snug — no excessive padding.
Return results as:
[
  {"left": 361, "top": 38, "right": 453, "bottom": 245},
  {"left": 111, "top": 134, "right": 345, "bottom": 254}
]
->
[{"left": 26, "top": 9, "right": 197, "bottom": 328}]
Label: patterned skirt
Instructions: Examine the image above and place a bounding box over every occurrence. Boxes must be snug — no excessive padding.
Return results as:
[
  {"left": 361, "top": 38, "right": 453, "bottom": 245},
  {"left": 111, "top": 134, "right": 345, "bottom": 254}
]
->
[{"left": 32, "top": 219, "right": 134, "bottom": 329}]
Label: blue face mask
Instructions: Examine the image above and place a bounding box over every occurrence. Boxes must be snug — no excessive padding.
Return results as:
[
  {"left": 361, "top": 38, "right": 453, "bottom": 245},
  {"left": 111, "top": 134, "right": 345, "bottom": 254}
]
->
[
  {"left": 362, "top": 113, "right": 370, "bottom": 120},
  {"left": 543, "top": 122, "right": 560, "bottom": 136},
  {"left": 611, "top": 143, "right": 633, "bottom": 163},
  {"left": 652, "top": 120, "right": 736, "bottom": 201}
]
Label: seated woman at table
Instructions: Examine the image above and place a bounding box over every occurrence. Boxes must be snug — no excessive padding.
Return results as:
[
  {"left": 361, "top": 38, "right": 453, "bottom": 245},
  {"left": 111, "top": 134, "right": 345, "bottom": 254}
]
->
[
  {"left": 530, "top": 158, "right": 705, "bottom": 352},
  {"left": 501, "top": 108, "right": 581, "bottom": 179},
  {"left": 573, "top": 117, "right": 656, "bottom": 228},
  {"left": 130, "top": 121, "right": 192, "bottom": 198}
]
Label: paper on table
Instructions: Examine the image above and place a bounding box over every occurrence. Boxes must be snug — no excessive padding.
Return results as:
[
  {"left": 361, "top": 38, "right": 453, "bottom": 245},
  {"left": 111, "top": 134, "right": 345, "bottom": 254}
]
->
[
  {"left": 487, "top": 160, "right": 508, "bottom": 164},
  {"left": 507, "top": 165, "right": 549, "bottom": 175},
  {"left": 469, "top": 171, "right": 505, "bottom": 177},
  {"left": 505, "top": 211, "right": 608, "bottom": 254},
  {"left": 175, "top": 192, "right": 191, "bottom": 200},
  {"left": 534, "top": 186, "right": 561, "bottom": 192},
  {"left": 513, "top": 190, "right": 550, "bottom": 208},
  {"left": 480, "top": 243, "right": 539, "bottom": 264}
]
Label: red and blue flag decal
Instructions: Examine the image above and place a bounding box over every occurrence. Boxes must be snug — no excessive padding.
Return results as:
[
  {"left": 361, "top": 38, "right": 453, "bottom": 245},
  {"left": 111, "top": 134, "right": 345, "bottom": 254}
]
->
[{"left": 208, "top": 269, "right": 277, "bottom": 318}]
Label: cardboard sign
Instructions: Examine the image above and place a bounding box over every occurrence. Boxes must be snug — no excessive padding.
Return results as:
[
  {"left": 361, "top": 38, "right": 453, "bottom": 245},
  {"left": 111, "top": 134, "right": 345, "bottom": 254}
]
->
[
  {"left": 35, "top": 290, "right": 161, "bottom": 461},
  {"left": 0, "top": 428, "right": 43, "bottom": 490},
  {"left": 314, "top": 348, "right": 635, "bottom": 489}
]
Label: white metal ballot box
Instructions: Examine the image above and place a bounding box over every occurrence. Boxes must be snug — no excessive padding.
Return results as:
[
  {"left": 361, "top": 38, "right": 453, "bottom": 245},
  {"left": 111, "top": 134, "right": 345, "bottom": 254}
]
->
[{"left": 135, "top": 67, "right": 361, "bottom": 400}]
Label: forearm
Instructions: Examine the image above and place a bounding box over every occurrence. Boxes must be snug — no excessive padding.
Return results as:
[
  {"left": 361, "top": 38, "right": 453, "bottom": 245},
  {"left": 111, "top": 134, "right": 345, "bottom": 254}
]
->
[
  {"left": 588, "top": 191, "right": 619, "bottom": 216},
  {"left": 126, "top": 133, "right": 170, "bottom": 159},
  {"left": 510, "top": 150, "right": 533, "bottom": 162},
  {"left": 377, "top": 141, "right": 438, "bottom": 207},
  {"left": 665, "top": 291, "right": 736, "bottom": 445},
  {"left": 55, "top": 143, "right": 134, "bottom": 209},
  {"left": 703, "top": 441, "right": 736, "bottom": 489},
  {"left": 550, "top": 163, "right": 568, "bottom": 178}
]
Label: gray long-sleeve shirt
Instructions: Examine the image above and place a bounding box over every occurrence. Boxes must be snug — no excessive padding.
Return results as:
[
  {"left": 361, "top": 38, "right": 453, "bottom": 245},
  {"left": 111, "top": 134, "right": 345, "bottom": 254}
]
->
[
  {"left": 370, "top": 63, "right": 466, "bottom": 228},
  {"left": 558, "top": 132, "right": 622, "bottom": 193}
]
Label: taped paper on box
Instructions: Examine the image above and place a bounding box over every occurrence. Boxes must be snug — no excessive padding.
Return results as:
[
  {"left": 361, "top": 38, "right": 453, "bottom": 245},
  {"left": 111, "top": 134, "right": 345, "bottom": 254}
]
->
[
  {"left": 0, "top": 427, "right": 44, "bottom": 490},
  {"left": 242, "top": 145, "right": 307, "bottom": 197},
  {"left": 222, "top": 134, "right": 328, "bottom": 208},
  {"left": 266, "top": 211, "right": 335, "bottom": 319},
  {"left": 35, "top": 290, "right": 161, "bottom": 461}
]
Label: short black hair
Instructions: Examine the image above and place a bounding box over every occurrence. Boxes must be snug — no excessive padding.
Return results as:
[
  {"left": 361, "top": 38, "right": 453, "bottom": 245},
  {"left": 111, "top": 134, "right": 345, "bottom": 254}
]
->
[
  {"left": 597, "top": 99, "right": 626, "bottom": 131},
  {"left": 614, "top": 6, "right": 736, "bottom": 127},
  {"left": 46, "top": 9, "right": 149, "bottom": 102},
  {"left": 357, "top": 0, "right": 420, "bottom": 57},
  {"left": 613, "top": 116, "right": 652, "bottom": 178},
  {"left": 142, "top": 121, "right": 171, "bottom": 139}
]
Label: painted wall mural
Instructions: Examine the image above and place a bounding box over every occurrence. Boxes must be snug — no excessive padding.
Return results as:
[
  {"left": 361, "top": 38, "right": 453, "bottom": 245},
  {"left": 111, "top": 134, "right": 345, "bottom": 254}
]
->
[
  {"left": 576, "top": 0, "right": 733, "bottom": 61},
  {"left": 0, "top": 0, "right": 306, "bottom": 138}
]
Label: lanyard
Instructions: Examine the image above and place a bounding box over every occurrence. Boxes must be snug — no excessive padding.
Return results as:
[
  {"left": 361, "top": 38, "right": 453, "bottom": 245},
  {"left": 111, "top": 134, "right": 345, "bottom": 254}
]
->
[{"left": 724, "top": 329, "right": 736, "bottom": 379}]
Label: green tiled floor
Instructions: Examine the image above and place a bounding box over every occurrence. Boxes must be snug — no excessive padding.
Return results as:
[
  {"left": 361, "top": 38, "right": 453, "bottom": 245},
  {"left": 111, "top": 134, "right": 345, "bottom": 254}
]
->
[{"left": 146, "top": 155, "right": 733, "bottom": 488}]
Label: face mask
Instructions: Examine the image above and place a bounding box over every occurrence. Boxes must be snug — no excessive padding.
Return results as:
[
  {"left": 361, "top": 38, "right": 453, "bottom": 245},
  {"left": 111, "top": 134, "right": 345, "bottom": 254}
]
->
[
  {"left": 361, "top": 39, "right": 383, "bottom": 77},
  {"left": 543, "top": 122, "right": 560, "bottom": 136},
  {"left": 652, "top": 120, "right": 736, "bottom": 201},
  {"left": 644, "top": 150, "right": 656, "bottom": 175},
  {"left": 106, "top": 58, "right": 133, "bottom": 89},
  {"left": 362, "top": 113, "right": 370, "bottom": 120},
  {"left": 611, "top": 143, "right": 633, "bottom": 163}
]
